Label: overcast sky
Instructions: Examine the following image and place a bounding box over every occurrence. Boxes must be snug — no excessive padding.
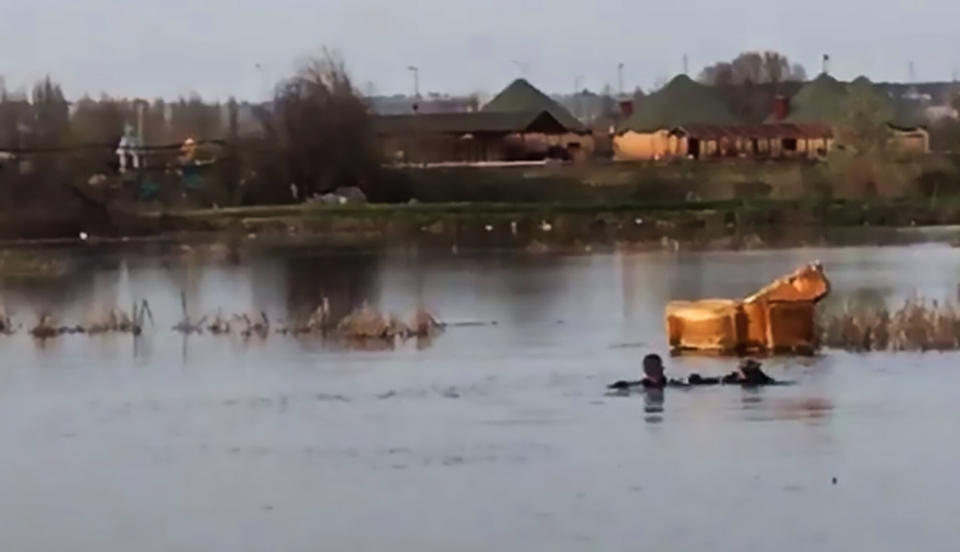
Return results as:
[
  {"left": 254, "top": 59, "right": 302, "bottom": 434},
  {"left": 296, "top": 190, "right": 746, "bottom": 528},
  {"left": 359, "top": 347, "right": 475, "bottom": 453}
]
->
[{"left": 1, "top": 0, "right": 957, "bottom": 101}]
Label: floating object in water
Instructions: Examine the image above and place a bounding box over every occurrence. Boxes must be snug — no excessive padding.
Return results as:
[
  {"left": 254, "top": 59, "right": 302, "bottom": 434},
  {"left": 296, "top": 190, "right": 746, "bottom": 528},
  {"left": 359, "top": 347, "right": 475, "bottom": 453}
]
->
[
  {"left": 539, "top": 220, "right": 553, "bottom": 233},
  {"left": 635, "top": 218, "right": 644, "bottom": 225},
  {"left": 666, "top": 262, "right": 830, "bottom": 355},
  {"left": 79, "top": 232, "right": 89, "bottom": 241},
  {"left": 484, "top": 224, "right": 494, "bottom": 232}
]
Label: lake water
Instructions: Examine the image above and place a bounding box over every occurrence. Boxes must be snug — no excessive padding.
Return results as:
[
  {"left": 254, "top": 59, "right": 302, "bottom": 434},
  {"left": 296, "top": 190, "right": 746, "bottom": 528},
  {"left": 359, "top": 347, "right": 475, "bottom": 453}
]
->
[{"left": 0, "top": 243, "right": 959, "bottom": 551}]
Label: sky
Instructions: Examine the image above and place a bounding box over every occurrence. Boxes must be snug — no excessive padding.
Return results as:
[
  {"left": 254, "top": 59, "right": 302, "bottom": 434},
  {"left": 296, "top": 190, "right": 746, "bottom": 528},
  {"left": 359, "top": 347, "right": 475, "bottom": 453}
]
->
[{"left": 1, "top": 0, "right": 958, "bottom": 101}]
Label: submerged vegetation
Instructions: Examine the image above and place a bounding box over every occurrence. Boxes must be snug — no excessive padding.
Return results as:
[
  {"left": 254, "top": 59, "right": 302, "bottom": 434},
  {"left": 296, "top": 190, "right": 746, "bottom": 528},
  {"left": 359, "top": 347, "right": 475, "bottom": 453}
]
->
[{"left": 7, "top": 293, "right": 444, "bottom": 346}]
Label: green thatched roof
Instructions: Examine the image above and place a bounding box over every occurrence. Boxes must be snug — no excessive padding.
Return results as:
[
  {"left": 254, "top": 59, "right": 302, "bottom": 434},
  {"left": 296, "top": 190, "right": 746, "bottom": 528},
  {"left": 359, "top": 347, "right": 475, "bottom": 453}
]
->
[
  {"left": 777, "top": 74, "right": 923, "bottom": 128},
  {"left": 482, "top": 79, "right": 587, "bottom": 133},
  {"left": 774, "top": 73, "right": 850, "bottom": 124},
  {"left": 617, "top": 74, "right": 739, "bottom": 133}
]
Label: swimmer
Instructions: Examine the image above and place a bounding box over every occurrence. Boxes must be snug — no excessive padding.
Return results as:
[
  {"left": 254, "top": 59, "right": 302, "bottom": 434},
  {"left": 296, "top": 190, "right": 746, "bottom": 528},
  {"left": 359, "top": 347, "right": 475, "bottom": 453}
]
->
[{"left": 608, "top": 354, "right": 685, "bottom": 391}]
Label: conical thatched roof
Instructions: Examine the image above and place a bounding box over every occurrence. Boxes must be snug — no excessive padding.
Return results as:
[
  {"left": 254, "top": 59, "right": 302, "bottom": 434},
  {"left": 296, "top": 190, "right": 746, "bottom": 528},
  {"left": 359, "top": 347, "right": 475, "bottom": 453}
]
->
[
  {"left": 780, "top": 74, "right": 922, "bottom": 128},
  {"left": 617, "top": 74, "right": 739, "bottom": 133},
  {"left": 482, "top": 79, "right": 586, "bottom": 132},
  {"left": 774, "top": 73, "right": 850, "bottom": 124}
]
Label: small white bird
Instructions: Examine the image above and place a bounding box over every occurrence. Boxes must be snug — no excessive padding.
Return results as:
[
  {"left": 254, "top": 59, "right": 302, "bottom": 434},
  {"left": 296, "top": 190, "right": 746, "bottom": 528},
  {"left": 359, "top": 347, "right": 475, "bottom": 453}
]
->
[
  {"left": 634, "top": 218, "right": 644, "bottom": 225},
  {"left": 79, "top": 231, "right": 89, "bottom": 241},
  {"left": 539, "top": 221, "right": 553, "bottom": 233},
  {"left": 484, "top": 224, "right": 494, "bottom": 232}
]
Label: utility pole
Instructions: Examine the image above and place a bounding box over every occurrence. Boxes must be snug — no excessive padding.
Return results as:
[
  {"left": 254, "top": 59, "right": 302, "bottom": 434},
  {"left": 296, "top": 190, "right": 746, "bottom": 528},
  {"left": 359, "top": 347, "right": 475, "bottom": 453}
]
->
[
  {"left": 254, "top": 63, "right": 268, "bottom": 103},
  {"left": 574, "top": 75, "right": 584, "bottom": 120},
  {"left": 908, "top": 61, "right": 916, "bottom": 83},
  {"left": 408, "top": 66, "right": 420, "bottom": 99},
  {"left": 618, "top": 63, "right": 624, "bottom": 96},
  {"left": 682, "top": 54, "right": 689, "bottom": 76}
]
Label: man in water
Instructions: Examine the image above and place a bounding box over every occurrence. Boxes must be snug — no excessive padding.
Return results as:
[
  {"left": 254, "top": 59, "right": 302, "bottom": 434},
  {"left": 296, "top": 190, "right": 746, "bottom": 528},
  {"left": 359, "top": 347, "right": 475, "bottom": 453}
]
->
[
  {"left": 609, "top": 353, "right": 677, "bottom": 391},
  {"left": 722, "top": 359, "right": 777, "bottom": 386}
]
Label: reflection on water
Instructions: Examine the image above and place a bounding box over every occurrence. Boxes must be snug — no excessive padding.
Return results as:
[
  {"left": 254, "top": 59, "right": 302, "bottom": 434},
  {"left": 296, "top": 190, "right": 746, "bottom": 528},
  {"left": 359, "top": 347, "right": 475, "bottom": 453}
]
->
[
  {"left": 643, "top": 388, "right": 665, "bottom": 424},
  {"left": 0, "top": 244, "right": 958, "bottom": 551}
]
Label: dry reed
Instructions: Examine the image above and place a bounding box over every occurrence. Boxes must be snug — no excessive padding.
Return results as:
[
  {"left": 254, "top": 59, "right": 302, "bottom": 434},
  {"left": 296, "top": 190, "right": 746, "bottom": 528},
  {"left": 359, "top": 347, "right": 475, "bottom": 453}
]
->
[{"left": 819, "top": 297, "right": 960, "bottom": 352}]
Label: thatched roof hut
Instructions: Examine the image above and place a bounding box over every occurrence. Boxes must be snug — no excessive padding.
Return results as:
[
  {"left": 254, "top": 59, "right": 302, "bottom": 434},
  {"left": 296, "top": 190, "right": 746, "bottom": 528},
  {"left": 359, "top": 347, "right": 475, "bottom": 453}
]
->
[
  {"left": 482, "top": 79, "right": 587, "bottom": 133},
  {"left": 770, "top": 73, "right": 849, "bottom": 124},
  {"left": 617, "top": 75, "right": 739, "bottom": 133}
]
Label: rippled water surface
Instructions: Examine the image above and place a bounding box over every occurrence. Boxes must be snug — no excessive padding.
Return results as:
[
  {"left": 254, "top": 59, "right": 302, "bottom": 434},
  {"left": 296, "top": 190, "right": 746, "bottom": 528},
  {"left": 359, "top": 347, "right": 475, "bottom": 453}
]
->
[{"left": 1, "top": 243, "right": 959, "bottom": 551}]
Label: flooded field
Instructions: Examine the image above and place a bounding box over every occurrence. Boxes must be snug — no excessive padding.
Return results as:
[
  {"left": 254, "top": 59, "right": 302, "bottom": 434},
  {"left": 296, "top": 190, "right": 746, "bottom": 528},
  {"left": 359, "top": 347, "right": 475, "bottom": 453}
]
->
[{"left": 0, "top": 243, "right": 958, "bottom": 551}]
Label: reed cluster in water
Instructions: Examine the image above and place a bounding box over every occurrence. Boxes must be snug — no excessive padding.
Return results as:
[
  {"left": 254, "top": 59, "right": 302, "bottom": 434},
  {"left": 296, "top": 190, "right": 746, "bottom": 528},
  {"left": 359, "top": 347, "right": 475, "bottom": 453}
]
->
[
  {"left": 819, "top": 297, "right": 960, "bottom": 352},
  {"left": 11, "top": 294, "right": 444, "bottom": 343}
]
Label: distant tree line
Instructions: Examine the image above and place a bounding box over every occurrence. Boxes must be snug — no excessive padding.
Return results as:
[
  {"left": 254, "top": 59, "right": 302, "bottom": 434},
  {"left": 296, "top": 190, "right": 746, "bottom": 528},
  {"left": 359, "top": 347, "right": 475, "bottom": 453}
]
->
[
  {"left": 0, "top": 49, "right": 401, "bottom": 227},
  {"left": 0, "top": 81, "right": 226, "bottom": 152}
]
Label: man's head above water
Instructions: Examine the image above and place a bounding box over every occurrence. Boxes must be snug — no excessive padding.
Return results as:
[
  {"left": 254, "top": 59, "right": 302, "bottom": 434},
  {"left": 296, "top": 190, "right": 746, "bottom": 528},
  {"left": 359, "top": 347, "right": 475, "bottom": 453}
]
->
[{"left": 643, "top": 354, "right": 665, "bottom": 382}]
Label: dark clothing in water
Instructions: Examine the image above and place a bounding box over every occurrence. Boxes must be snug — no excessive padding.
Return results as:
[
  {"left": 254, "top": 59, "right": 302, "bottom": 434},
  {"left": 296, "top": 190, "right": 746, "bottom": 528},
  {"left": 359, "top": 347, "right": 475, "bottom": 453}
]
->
[
  {"left": 609, "top": 369, "right": 779, "bottom": 391},
  {"left": 608, "top": 377, "right": 688, "bottom": 391}
]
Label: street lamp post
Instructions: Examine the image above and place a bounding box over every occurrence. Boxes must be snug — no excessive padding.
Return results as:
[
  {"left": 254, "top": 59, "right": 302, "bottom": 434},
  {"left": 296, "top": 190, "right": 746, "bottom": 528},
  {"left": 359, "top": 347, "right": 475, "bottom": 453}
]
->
[
  {"left": 408, "top": 66, "right": 420, "bottom": 99},
  {"left": 618, "top": 63, "right": 625, "bottom": 97}
]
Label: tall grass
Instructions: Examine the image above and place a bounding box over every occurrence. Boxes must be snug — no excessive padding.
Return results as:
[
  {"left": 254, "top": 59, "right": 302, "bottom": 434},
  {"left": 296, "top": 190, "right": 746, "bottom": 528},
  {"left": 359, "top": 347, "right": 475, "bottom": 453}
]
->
[{"left": 819, "top": 297, "right": 960, "bottom": 352}]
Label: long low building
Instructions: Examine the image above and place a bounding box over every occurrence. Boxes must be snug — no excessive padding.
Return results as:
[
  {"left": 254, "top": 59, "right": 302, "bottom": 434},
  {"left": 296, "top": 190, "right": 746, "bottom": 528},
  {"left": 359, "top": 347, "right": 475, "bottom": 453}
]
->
[
  {"left": 373, "top": 109, "right": 589, "bottom": 164},
  {"left": 667, "top": 123, "right": 834, "bottom": 159},
  {"left": 615, "top": 73, "right": 929, "bottom": 161},
  {"left": 616, "top": 122, "right": 834, "bottom": 161},
  {"left": 373, "top": 78, "right": 594, "bottom": 165}
]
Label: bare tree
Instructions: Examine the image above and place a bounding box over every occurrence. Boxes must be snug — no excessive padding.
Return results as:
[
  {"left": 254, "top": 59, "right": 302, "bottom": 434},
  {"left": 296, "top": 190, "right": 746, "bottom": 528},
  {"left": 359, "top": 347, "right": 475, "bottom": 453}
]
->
[
  {"left": 252, "top": 49, "right": 386, "bottom": 202},
  {"left": 699, "top": 51, "right": 807, "bottom": 86},
  {"left": 31, "top": 77, "right": 70, "bottom": 147}
]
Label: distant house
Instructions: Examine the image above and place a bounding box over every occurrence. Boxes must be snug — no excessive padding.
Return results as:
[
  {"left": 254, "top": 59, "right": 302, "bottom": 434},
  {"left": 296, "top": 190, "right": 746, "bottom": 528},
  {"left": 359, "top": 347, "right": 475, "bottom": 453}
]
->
[
  {"left": 614, "top": 75, "right": 739, "bottom": 160},
  {"left": 613, "top": 75, "right": 829, "bottom": 161},
  {"left": 372, "top": 110, "right": 580, "bottom": 164},
  {"left": 481, "top": 79, "right": 594, "bottom": 161},
  {"left": 372, "top": 80, "right": 592, "bottom": 164},
  {"left": 614, "top": 73, "right": 929, "bottom": 161}
]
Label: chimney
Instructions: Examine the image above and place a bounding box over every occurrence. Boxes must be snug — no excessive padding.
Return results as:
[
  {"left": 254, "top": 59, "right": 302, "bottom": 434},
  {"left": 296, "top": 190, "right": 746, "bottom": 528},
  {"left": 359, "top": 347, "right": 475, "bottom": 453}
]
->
[
  {"left": 773, "top": 95, "right": 790, "bottom": 121},
  {"left": 619, "top": 99, "right": 634, "bottom": 118}
]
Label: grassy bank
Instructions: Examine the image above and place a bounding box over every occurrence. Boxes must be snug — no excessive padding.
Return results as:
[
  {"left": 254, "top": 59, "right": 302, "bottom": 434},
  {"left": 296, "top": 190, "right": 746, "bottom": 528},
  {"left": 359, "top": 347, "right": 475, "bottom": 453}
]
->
[
  {"left": 5, "top": 155, "right": 960, "bottom": 244},
  {"left": 123, "top": 196, "right": 960, "bottom": 251}
]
